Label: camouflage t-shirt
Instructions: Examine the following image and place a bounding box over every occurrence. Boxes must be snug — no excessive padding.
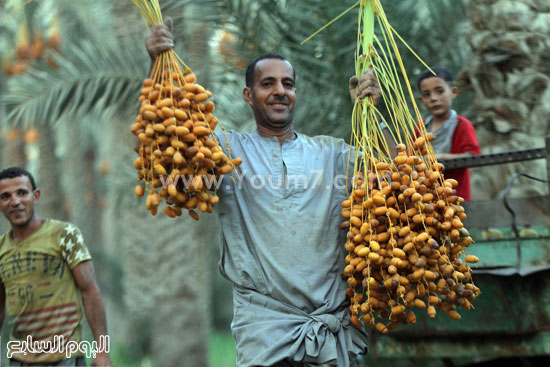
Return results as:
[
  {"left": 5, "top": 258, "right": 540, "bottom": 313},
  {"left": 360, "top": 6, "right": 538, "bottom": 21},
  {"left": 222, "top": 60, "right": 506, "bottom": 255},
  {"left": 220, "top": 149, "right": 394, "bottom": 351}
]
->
[{"left": 0, "top": 219, "right": 92, "bottom": 364}]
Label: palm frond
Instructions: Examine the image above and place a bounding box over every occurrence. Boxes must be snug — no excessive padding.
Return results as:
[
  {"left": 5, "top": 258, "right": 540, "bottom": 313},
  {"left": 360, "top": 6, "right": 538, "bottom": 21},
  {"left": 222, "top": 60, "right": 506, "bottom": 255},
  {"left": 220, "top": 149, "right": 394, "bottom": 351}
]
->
[
  {"left": 1, "top": 38, "right": 148, "bottom": 127},
  {"left": 51, "top": 0, "right": 117, "bottom": 45}
]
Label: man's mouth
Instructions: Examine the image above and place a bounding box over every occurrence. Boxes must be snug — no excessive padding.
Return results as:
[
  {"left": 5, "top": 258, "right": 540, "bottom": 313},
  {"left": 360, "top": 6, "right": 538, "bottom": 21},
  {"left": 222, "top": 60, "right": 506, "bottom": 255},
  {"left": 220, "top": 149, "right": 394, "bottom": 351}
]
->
[
  {"left": 269, "top": 99, "right": 288, "bottom": 107},
  {"left": 9, "top": 209, "right": 24, "bottom": 216}
]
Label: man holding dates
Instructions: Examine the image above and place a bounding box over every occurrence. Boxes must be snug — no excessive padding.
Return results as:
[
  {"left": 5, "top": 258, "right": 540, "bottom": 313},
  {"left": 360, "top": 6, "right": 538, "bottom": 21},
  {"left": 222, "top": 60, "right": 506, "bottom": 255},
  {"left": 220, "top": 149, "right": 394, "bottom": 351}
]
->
[{"left": 147, "top": 20, "right": 394, "bottom": 367}]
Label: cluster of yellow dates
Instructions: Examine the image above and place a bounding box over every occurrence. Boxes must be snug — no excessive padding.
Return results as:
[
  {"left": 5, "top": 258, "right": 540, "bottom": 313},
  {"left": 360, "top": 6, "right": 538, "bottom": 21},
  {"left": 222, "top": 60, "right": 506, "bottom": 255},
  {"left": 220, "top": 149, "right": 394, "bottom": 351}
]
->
[
  {"left": 341, "top": 136, "right": 480, "bottom": 333},
  {"left": 131, "top": 70, "right": 241, "bottom": 220}
]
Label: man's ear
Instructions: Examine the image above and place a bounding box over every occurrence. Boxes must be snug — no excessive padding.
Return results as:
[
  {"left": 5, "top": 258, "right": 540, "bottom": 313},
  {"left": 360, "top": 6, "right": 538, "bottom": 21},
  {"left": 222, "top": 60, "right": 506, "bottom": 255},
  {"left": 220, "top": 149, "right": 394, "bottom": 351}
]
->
[
  {"left": 243, "top": 87, "right": 253, "bottom": 106},
  {"left": 33, "top": 189, "right": 41, "bottom": 204}
]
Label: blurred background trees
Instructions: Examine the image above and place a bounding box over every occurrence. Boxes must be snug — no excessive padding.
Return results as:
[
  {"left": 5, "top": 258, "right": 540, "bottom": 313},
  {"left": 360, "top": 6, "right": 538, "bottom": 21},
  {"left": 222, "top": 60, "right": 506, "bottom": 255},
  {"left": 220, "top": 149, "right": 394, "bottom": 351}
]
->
[
  {"left": 0, "top": 0, "right": 548, "bottom": 366},
  {"left": 461, "top": 0, "right": 550, "bottom": 198}
]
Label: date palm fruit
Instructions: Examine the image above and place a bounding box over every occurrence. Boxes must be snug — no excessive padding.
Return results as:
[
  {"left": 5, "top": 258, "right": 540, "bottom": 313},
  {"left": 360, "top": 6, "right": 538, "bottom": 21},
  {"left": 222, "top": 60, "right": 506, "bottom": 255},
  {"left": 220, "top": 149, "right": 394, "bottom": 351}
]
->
[
  {"left": 130, "top": 0, "right": 242, "bottom": 220},
  {"left": 331, "top": 0, "right": 480, "bottom": 333}
]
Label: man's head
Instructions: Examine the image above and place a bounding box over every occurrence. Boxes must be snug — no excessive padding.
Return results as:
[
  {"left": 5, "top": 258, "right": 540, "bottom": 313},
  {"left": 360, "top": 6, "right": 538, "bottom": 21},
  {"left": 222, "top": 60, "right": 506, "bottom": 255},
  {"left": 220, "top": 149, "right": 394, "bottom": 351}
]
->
[
  {"left": 243, "top": 53, "right": 296, "bottom": 130},
  {"left": 417, "top": 67, "right": 457, "bottom": 120},
  {"left": 245, "top": 53, "right": 295, "bottom": 88},
  {"left": 0, "top": 167, "right": 41, "bottom": 228}
]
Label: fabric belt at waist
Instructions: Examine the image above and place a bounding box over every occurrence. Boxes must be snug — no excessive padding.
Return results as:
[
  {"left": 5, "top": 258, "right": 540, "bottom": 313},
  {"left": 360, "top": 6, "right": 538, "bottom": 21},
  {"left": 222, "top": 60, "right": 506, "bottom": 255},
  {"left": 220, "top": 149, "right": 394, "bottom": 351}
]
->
[{"left": 231, "top": 285, "right": 368, "bottom": 367}]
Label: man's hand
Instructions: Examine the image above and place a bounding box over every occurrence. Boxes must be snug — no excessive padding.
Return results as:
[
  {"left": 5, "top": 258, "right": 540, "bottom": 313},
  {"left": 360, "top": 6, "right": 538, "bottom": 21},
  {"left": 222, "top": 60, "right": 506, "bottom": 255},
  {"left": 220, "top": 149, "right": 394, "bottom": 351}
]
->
[
  {"left": 349, "top": 68, "right": 396, "bottom": 157},
  {"left": 146, "top": 17, "right": 174, "bottom": 60},
  {"left": 91, "top": 352, "right": 112, "bottom": 367},
  {"left": 349, "top": 68, "right": 381, "bottom": 106}
]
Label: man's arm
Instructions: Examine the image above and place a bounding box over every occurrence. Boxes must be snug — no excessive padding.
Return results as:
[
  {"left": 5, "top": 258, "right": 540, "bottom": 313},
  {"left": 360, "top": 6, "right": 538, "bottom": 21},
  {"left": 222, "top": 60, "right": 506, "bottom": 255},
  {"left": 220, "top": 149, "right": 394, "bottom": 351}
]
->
[
  {"left": 349, "top": 70, "right": 397, "bottom": 158},
  {"left": 135, "top": 18, "right": 176, "bottom": 151},
  {"left": 72, "top": 261, "right": 112, "bottom": 367},
  {"left": 380, "top": 126, "right": 397, "bottom": 159},
  {"left": 0, "top": 281, "right": 5, "bottom": 328}
]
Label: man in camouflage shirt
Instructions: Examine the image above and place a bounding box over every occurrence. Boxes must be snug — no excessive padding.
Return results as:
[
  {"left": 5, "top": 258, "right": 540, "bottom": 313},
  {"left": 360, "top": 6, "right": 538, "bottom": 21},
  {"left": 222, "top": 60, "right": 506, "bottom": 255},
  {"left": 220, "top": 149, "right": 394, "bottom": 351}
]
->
[{"left": 0, "top": 167, "right": 112, "bottom": 367}]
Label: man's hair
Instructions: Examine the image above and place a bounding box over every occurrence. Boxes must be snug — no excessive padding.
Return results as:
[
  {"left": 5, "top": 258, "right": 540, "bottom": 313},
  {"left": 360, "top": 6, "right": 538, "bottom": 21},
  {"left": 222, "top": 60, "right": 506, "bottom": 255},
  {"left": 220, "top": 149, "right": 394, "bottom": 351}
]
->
[
  {"left": 0, "top": 167, "right": 37, "bottom": 191},
  {"left": 417, "top": 66, "right": 453, "bottom": 90},
  {"left": 245, "top": 53, "right": 295, "bottom": 88}
]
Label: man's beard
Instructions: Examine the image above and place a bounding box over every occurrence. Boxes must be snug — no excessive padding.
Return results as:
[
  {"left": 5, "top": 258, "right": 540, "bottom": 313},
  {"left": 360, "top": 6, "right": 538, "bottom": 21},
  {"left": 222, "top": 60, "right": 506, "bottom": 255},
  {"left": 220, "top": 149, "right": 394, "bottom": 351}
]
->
[{"left": 267, "top": 110, "right": 294, "bottom": 128}]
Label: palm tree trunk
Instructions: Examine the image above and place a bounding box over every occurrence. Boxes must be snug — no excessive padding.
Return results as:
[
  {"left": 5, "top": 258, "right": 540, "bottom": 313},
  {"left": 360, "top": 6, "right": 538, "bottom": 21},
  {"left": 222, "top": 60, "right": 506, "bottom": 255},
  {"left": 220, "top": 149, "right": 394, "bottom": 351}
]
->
[
  {"left": 149, "top": 215, "right": 213, "bottom": 367},
  {"left": 36, "top": 124, "right": 68, "bottom": 221},
  {"left": 462, "top": 0, "right": 550, "bottom": 198},
  {"left": 2, "top": 128, "right": 27, "bottom": 168},
  {"left": 107, "top": 111, "right": 212, "bottom": 366},
  {"left": 60, "top": 119, "right": 104, "bottom": 248}
]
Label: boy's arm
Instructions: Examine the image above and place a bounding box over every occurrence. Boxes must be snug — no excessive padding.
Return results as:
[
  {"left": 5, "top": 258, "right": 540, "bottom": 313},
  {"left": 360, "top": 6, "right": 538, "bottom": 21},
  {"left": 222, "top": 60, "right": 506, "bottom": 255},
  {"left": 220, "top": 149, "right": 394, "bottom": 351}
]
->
[
  {"left": 437, "top": 152, "right": 473, "bottom": 160},
  {"left": 72, "top": 261, "right": 112, "bottom": 367},
  {"left": 443, "top": 117, "right": 481, "bottom": 160}
]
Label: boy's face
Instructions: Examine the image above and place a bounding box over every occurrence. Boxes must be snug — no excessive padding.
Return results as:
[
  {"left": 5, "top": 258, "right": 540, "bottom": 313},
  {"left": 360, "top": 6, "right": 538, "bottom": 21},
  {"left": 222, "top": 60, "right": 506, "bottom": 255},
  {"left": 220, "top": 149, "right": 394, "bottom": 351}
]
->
[{"left": 418, "top": 77, "right": 457, "bottom": 120}]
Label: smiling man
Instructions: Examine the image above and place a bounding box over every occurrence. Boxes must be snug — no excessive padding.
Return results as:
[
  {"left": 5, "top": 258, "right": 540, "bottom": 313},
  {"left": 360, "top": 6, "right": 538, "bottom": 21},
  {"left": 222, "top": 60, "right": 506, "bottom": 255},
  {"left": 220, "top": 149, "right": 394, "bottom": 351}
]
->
[
  {"left": 146, "top": 21, "right": 395, "bottom": 367},
  {"left": 0, "top": 167, "right": 111, "bottom": 367},
  {"left": 243, "top": 54, "right": 296, "bottom": 139}
]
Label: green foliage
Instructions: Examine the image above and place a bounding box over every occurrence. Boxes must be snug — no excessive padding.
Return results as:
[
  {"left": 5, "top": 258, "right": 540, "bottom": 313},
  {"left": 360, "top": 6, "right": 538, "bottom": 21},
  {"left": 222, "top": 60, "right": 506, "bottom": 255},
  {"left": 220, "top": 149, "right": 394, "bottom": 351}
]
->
[
  {"left": 206, "top": 0, "right": 358, "bottom": 138},
  {"left": 2, "top": 40, "right": 147, "bottom": 127},
  {"left": 203, "top": 0, "right": 470, "bottom": 140},
  {"left": 1, "top": 0, "right": 469, "bottom": 137}
]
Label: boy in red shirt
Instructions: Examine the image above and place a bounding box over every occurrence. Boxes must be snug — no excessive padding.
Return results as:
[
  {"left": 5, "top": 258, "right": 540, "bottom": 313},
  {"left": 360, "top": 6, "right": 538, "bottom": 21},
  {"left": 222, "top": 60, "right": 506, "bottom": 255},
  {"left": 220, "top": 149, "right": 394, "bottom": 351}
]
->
[{"left": 417, "top": 67, "right": 481, "bottom": 201}]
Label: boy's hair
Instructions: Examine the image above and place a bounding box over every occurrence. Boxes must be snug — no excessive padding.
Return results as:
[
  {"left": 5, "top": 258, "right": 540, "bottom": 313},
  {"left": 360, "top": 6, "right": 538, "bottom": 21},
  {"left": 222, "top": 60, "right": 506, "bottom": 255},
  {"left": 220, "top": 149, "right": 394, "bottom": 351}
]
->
[
  {"left": 245, "top": 53, "right": 295, "bottom": 88},
  {"left": 417, "top": 67, "right": 453, "bottom": 90},
  {"left": 0, "top": 167, "right": 37, "bottom": 191}
]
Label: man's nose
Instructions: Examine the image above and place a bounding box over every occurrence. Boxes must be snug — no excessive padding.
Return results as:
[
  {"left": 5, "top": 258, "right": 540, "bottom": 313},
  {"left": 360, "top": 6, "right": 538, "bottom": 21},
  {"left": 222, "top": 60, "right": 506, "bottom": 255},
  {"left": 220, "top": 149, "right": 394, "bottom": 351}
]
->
[
  {"left": 273, "top": 81, "right": 285, "bottom": 95},
  {"left": 10, "top": 194, "right": 21, "bottom": 206}
]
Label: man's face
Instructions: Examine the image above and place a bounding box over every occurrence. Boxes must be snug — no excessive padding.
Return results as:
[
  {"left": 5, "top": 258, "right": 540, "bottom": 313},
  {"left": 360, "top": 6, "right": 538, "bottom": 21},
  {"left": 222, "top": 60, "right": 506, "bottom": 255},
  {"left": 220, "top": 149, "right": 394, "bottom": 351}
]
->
[
  {"left": 418, "top": 77, "right": 457, "bottom": 120},
  {"left": 244, "top": 58, "right": 296, "bottom": 129},
  {"left": 0, "top": 176, "right": 40, "bottom": 228}
]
